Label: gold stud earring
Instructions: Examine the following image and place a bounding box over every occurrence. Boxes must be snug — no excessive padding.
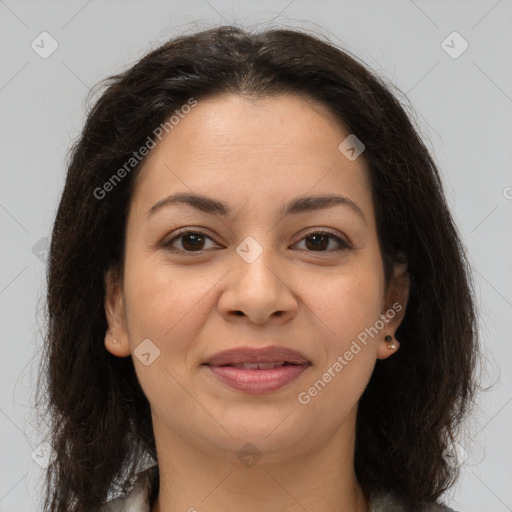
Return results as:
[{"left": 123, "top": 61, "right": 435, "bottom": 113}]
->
[{"left": 385, "top": 335, "right": 396, "bottom": 350}]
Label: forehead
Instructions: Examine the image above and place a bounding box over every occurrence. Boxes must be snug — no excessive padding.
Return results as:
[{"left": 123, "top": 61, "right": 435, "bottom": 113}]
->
[
  {"left": 141, "top": 93, "right": 352, "bottom": 167},
  {"left": 130, "top": 93, "right": 374, "bottom": 222}
]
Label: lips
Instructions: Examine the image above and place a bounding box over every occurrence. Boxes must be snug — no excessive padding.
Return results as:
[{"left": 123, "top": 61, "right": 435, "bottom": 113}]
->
[
  {"left": 203, "top": 345, "right": 311, "bottom": 394},
  {"left": 203, "top": 346, "right": 311, "bottom": 368}
]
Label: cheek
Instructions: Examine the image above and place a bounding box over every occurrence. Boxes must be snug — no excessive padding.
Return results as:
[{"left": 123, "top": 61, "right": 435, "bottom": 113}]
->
[
  {"left": 310, "top": 262, "right": 385, "bottom": 343},
  {"left": 121, "top": 259, "right": 215, "bottom": 407},
  {"left": 296, "top": 268, "right": 382, "bottom": 422},
  {"left": 122, "top": 255, "right": 222, "bottom": 351}
]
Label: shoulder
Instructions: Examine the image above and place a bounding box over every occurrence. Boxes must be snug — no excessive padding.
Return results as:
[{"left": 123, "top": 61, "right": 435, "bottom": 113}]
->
[{"left": 369, "top": 490, "right": 460, "bottom": 512}]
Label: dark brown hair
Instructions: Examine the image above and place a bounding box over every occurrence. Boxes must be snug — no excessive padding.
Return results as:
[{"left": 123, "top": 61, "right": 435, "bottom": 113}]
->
[{"left": 36, "top": 25, "right": 479, "bottom": 511}]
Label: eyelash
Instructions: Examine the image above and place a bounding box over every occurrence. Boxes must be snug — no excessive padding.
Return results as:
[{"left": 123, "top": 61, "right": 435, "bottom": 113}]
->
[{"left": 162, "top": 228, "right": 351, "bottom": 255}]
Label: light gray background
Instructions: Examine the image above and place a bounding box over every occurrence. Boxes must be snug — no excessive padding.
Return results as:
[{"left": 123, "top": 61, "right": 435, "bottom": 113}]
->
[{"left": 1, "top": 1, "right": 511, "bottom": 511}]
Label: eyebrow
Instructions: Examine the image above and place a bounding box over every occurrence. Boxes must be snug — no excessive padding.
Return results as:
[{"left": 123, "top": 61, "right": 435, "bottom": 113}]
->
[{"left": 146, "top": 192, "right": 366, "bottom": 223}]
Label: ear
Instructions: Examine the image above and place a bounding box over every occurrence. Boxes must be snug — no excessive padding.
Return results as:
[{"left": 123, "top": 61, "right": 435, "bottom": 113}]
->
[
  {"left": 376, "top": 255, "right": 410, "bottom": 360},
  {"left": 104, "top": 267, "right": 131, "bottom": 358}
]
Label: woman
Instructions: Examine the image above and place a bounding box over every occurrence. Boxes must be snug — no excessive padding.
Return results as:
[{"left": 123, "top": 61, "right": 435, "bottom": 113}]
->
[{"left": 36, "top": 25, "right": 479, "bottom": 512}]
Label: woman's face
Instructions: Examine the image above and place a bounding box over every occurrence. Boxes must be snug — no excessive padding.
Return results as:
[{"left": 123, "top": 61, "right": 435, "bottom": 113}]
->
[{"left": 105, "top": 93, "right": 409, "bottom": 460}]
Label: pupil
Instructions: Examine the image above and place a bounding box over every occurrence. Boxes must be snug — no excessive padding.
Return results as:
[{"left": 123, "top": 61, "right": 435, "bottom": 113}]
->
[
  {"left": 183, "top": 233, "right": 204, "bottom": 251},
  {"left": 305, "top": 234, "right": 328, "bottom": 251}
]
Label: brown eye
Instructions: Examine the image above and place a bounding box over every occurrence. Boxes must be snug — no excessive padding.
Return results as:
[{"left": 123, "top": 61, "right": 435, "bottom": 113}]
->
[
  {"left": 294, "top": 231, "right": 350, "bottom": 253},
  {"left": 164, "top": 230, "right": 217, "bottom": 252},
  {"left": 180, "top": 233, "right": 206, "bottom": 251},
  {"left": 305, "top": 233, "right": 330, "bottom": 251},
  {"left": 163, "top": 228, "right": 350, "bottom": 255}
]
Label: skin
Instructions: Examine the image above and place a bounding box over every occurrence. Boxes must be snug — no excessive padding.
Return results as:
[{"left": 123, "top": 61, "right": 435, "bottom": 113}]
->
[{"left": 104, "top": 93, "right": 410, "bottom": 512}]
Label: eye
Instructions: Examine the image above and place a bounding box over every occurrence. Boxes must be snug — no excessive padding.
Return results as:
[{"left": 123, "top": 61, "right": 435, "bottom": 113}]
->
[
  {"left": 163, "top": 229, "right": 219, "bottom": 253},
  {"left": 293, "top": 230, "right": 350, "bottom": 253},
  {"left": 162, "top": 228, "right": 350, "bottom": 255}
]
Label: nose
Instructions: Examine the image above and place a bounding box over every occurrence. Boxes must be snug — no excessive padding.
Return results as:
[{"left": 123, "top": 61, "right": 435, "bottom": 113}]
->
[{"left": 217, "top": 242, "right": 298, "bottom": 325}]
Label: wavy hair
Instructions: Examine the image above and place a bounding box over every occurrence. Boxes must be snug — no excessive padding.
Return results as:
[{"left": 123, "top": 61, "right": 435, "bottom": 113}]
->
[{"left": 35, "top": 25, "right": 479, "bottom": 511}]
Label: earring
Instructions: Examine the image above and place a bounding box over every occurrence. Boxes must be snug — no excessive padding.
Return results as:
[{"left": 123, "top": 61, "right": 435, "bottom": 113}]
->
[
  {"left": 385, "top": 335, "right": 396, "bottom": 350},
  {"left": 110, "top": 333, "right": 118, "bottom": 344}
]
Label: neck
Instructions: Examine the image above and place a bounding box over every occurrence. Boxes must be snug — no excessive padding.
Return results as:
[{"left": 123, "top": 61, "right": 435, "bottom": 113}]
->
[{"left": 150, "top": 406, "right": 369, "bottom": 512}]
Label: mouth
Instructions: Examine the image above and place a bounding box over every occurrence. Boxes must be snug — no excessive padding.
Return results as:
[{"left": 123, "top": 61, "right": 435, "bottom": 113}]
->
[{"left": 202, "top": 345, "right": 311, "bottom": 394}]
